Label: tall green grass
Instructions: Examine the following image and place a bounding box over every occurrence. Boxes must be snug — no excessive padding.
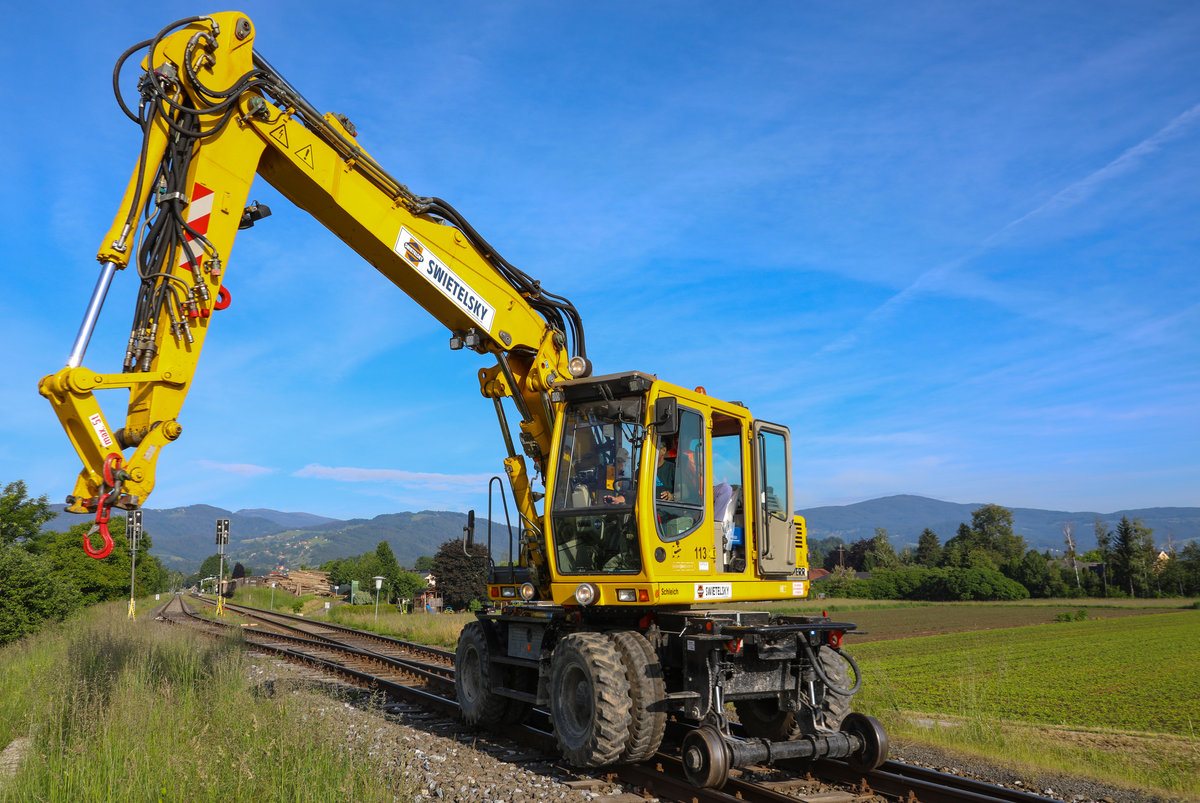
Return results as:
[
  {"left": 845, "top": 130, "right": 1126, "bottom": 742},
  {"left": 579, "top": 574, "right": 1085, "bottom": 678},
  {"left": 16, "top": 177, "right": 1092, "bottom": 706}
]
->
[
  {"left": 0, "top": 600, "right": 415, "bottom": 802},
  {"left": 325, "top": 606, "right": 472, "bottom": 649}
]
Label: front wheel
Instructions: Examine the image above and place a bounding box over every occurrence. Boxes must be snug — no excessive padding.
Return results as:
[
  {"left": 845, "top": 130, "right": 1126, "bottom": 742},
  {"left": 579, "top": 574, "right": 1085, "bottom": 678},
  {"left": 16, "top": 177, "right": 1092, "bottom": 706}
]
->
[
  {"left": 455, "top": 621, "right": 509, "bottom": 727},
  {"left": 549, "top": 632, "right": 631, "bottom": 767},
  {"left": 609, "top": 630, "right": 666, "bottom": 763}
]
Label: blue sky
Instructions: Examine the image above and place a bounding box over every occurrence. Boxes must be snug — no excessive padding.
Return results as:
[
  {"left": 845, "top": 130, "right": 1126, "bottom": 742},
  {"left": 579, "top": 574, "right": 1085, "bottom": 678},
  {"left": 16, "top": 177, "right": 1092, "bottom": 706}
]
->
[{"left": 2, "top": 1, "right": 1197, "bottom": 521}]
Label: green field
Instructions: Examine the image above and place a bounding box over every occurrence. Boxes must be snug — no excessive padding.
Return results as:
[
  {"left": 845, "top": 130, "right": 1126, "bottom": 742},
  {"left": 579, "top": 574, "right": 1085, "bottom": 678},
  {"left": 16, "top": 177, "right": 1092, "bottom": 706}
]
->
[{"left": 850, "top": 610, "right": 1200, "bottom": 735}]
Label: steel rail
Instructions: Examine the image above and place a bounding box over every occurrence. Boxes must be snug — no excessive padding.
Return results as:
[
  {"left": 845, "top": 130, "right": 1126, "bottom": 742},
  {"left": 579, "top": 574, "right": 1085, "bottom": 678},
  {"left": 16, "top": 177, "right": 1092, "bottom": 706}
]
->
[{"left": 162, "top": 595, "right": 1058, "bottom": 803}]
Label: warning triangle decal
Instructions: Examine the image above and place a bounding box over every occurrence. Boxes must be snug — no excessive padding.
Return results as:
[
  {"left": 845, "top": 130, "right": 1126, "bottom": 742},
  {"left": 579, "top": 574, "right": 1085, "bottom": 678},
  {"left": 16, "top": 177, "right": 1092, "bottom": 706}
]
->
[
  {"left": 269, "top": 124, "right": 288, "bottom": 148},
  {"left": 295, "top": 144, "right": 314, "bottom": 169}
]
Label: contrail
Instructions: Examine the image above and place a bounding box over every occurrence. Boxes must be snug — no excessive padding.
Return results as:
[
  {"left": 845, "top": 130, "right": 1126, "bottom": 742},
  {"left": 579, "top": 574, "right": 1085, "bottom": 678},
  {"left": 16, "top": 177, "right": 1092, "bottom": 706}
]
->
[{"left": 817, "top": 100, "right": 1200, "bottom": 358}]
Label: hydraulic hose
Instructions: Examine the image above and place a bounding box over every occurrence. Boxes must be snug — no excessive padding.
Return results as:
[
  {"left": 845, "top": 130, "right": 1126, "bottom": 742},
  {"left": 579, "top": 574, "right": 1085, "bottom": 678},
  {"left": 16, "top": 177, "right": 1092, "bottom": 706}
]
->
[{"left": 802, "top": 640, "right": 863, "bottom": 697}]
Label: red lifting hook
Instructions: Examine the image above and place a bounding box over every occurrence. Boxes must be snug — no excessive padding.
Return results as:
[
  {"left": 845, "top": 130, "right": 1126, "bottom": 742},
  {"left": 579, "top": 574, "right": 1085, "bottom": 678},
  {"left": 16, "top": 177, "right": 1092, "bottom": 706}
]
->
[
  {"left": 83, "top": 494, "right": 115, "bottom": 559},
  {"left": 84, "top": 454, "right": 123, "bottom": 560}
]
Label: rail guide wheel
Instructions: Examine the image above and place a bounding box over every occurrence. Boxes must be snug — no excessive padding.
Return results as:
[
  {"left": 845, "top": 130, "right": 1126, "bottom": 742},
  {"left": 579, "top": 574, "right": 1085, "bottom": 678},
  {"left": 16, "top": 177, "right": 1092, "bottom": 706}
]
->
[
  {"left": 681, "top": 725, "right": 731, "bottom": 789},
  {"left": 841, "top": 712, "right": 889, "bottom": 771}
]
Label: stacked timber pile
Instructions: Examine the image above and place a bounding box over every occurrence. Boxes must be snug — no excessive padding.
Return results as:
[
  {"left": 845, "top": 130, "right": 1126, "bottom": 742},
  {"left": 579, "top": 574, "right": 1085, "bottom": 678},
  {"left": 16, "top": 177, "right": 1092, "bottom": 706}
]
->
[{"left": 276, "top": 569, "right": 331, "bottom": 596}]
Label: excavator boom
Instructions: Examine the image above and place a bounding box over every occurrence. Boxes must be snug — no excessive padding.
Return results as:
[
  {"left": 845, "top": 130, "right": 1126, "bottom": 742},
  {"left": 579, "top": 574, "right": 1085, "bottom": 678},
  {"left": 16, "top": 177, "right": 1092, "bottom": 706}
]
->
[{"left": 39, "top": 12, "right": 585, "bottom": 563}]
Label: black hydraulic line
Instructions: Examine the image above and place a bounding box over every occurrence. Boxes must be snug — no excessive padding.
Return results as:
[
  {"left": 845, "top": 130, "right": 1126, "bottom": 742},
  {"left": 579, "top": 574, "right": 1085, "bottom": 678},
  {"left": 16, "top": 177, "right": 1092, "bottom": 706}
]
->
[
  {"left": 112, "top": 37, "right": 153, "bottom": 122},
  {"left": 801, "top": 640, "right": 862, "bottom": 697},
  {"left": 496, "top": 353, "right": 533, "bottom": 423},
  {"left": 251, "top": 49, "right": 588, "bottom": 361},
  {"left": 492, "top": 398, "right": 518, "bottom": 459}
]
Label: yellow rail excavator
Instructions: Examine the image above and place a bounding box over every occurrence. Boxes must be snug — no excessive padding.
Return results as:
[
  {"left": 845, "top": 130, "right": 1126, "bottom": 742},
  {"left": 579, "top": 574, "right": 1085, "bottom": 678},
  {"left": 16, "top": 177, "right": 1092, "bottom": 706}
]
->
[{"left": 39, "top": 13, "right": 886, "bottom": 786}]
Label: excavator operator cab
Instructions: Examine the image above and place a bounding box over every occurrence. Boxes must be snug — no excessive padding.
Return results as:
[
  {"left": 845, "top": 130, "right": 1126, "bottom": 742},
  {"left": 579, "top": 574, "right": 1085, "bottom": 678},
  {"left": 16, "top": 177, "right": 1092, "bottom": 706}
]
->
[{"left": 530, "top": 371, "right": 807, "bottom": 607}]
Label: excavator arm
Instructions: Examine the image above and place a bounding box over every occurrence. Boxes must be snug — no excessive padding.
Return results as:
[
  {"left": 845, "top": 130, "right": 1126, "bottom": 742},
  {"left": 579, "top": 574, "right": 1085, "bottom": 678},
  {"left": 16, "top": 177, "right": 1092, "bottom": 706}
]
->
[{"left": 38, "top": 13, "right": 588, "bottom": 561}]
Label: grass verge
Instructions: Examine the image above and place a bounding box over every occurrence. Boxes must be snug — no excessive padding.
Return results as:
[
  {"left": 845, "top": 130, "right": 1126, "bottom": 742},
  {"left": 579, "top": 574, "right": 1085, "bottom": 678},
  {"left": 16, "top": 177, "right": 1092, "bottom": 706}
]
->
[
  {"left": 0, "top": 599, "right": 414, "bottom": 802},
  {"left": 325, "top": 605, "right": 473, "bottom": 649}
]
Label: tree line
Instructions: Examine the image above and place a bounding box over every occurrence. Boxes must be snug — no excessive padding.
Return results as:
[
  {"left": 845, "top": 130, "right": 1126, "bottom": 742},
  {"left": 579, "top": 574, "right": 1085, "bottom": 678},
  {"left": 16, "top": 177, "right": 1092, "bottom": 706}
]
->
[
  {"left": 810, "top": 503, "right": 1200, "bottom": 600},
  {"left": 0, "top": 478, "right": 491, "bottom": 645},
  {"left": 0, "top": 480, "right": 180, "bottom": 645}
]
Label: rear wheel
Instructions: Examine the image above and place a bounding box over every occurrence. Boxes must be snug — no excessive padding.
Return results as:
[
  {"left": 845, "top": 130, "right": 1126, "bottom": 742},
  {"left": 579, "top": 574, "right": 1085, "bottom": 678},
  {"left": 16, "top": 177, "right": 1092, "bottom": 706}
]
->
[
  {"left": 814, "top": 646, "right": 853, "bottom": 730},
  {"left": 734, "top": 645, "right": 854, "bottom": 739},
  {"left": 549, "top": 632, "right": 631, "bottom": 767},
  {"left": 455, "top": 621, "right": 509, "bottom": 727},
  {"left": 608, "top": 630, "right": 666, "bottom": 763}
]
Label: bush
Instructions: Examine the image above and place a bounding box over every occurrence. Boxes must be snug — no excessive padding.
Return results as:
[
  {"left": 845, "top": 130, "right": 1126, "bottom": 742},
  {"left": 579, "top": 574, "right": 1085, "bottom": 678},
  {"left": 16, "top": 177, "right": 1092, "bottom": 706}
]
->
[{"left": 835, "top": 566, "right": 1029, "bottom": 602}]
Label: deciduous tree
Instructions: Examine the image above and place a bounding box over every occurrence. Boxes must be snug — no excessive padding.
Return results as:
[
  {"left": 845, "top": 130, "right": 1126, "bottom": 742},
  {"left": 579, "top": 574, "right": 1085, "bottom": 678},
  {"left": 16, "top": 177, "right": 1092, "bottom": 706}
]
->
[
  {"left": 0, "top": 544, "right": 82, "bottom": 644},
  {"left": 431, "top": 539, "right": 489, "bottom": 610},
  {"left": 0, "top": 480, "right": 55, "bottom": 546}
]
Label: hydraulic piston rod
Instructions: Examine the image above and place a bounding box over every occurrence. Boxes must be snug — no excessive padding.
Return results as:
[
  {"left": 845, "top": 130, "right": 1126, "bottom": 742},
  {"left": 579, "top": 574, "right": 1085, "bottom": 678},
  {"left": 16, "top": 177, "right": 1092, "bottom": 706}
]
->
[{"left": 67, "top": 260, "right": 120, "bottom": 368}]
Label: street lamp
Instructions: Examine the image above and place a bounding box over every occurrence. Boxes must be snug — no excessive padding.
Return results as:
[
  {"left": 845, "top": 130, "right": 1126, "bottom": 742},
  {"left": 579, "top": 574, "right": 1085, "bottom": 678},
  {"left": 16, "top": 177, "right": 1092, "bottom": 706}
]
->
[
  {"left": 270, "top": 581, "right": 276, "bottom": 611},
  {"left": 373, "top": 576, "right": 384, "bottom": 625}
]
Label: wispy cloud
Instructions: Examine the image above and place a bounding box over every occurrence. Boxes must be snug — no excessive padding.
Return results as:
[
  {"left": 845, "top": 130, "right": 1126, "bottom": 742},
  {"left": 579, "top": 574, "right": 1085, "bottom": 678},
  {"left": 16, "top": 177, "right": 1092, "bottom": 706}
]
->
[
  {"left": 989, "top": 101, "right": 1200, "bottom": 245},
  {"left": 192, "top": 460, "right": 277, "bottom": 478},
  {"left": 293, "top": 464, "right": 493, "bottom": 490},
  {"left": 818, "top": 99, "right": 1200, "bottom": 359}
]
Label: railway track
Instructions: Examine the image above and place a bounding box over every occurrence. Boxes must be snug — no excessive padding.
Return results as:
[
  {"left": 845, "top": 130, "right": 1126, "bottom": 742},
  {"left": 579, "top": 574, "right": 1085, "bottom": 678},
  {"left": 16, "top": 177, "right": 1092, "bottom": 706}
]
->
[{"left": 160, "top": 594, "right": 1058, "bottom": 803}]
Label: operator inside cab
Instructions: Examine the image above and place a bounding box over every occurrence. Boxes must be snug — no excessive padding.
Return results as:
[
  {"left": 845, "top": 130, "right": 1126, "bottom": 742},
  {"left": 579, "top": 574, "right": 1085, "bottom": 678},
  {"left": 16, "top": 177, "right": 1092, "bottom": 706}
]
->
[{"left": 552, "top": 397, "right": 644, "bottom": 574}]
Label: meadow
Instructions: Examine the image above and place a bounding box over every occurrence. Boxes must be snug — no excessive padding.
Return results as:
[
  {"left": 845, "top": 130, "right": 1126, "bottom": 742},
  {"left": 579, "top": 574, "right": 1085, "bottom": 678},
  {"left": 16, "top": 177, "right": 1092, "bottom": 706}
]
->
[
  {"left": 0, "top": 598, "right": 413, "bottom": 802},
  {"left": 784, "top": 598, "right": 1200, "bottom": 800}
]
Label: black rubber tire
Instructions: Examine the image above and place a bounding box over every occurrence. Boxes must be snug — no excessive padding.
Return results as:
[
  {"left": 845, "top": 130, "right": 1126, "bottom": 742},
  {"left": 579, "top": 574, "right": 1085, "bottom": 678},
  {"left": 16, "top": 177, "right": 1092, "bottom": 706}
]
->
[
  {"left": 734, "top": 645, "right": 854, "bottom": 739},
  {"left": 733, "top": 696, "right": 798, "bottom": 742},
  {"left": 549, "top": 632, "right": 632, "bottom": 767},
  {"left": 608, "top": 630, "right": 667, "bottom": 763},
  {"left": 455, "top": 621, "right": 509, "bottom": 727},
  {"left": 815, "top": 645, "right": 853, "bottom": 730}
]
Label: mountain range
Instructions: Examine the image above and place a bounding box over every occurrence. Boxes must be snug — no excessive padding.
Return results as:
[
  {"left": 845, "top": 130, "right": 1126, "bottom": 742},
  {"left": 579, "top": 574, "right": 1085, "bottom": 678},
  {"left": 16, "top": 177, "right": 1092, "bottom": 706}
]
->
[
  {"left": 800, "top": 494, "right": 1200, "bottom": 553},
  {"left": 44, "top": 495, "right": 1199, "bottom": 573}
]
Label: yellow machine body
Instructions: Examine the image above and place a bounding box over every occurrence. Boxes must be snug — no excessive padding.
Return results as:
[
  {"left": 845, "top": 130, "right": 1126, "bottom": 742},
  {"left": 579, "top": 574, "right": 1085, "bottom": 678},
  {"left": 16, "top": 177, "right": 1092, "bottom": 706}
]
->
[{"left": 40, "top": 12, "right": 809, "bottom": 604}]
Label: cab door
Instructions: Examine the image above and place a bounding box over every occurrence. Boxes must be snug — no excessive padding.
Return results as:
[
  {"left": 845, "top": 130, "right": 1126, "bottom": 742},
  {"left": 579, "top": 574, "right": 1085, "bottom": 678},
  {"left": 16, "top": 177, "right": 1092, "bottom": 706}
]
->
[{"left": 752, "top": 421, "right": 796, "bottom": 575}]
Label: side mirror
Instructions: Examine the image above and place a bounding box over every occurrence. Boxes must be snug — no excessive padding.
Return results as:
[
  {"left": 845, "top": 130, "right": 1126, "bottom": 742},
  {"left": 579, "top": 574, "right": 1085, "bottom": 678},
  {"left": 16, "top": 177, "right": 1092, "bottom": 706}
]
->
[
  {"left": 653, "top": 397, "right": 679, "bottom": 436},
  {"left": 464, "top": 510, "right": 476, "bottom": 548}
]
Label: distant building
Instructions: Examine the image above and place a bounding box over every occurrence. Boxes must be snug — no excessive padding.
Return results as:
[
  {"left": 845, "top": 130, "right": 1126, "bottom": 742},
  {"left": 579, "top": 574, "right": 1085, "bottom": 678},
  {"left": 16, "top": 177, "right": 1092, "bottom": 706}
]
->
[{"left": 414, "top": 589, "right": 443, "bottom": 613}]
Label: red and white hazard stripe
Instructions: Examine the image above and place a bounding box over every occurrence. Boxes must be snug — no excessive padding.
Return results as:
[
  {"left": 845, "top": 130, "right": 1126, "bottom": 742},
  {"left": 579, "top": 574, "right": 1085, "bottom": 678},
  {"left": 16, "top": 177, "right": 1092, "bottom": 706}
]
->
[{"left": 177, "top": 183, "right": 214, "bottom": 272}]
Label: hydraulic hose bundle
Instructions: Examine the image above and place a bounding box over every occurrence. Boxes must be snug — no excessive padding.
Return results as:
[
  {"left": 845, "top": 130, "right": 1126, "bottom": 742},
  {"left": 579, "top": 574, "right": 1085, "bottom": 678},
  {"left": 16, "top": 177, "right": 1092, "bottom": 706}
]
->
[{"left": 112, "top": 16, "right": 587, "bottom": 374}]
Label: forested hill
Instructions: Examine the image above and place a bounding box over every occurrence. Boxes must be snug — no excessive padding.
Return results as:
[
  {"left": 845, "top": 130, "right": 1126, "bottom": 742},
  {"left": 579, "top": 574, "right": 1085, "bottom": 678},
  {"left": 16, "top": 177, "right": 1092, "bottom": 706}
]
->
[
  {"left": 799, "top": 495, "right": 1200, "bottom": 552},
  {"left": 40, "top": 495, "right": 1198, "bottom": 573},
  {"left": 43, "top": 505, "right": 476, "bottom": 573}
]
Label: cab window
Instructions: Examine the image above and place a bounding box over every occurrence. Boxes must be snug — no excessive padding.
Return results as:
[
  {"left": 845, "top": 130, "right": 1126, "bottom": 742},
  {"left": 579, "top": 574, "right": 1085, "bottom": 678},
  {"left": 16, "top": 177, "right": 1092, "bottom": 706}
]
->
[{"left": 655, "top": 407, "right": 705, "bottom": 541}]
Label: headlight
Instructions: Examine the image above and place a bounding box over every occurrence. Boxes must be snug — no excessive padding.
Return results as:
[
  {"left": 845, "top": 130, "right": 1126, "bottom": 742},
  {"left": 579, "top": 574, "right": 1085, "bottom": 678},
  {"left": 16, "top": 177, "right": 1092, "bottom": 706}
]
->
[
  {"left": 519, "top": 583, "right": 536, "bottom": 601},
  {"left": 568, "top": 356, "right": 592, "bottom": 378},
  {"left": 616, "top": 589, "right": 637, "bottom": 602},
  {"left": 500, "top": 586, "right": 516, "bottom": 598},
  {"left": 574, "top": 583, "right": 598, "bottom": 606}
]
